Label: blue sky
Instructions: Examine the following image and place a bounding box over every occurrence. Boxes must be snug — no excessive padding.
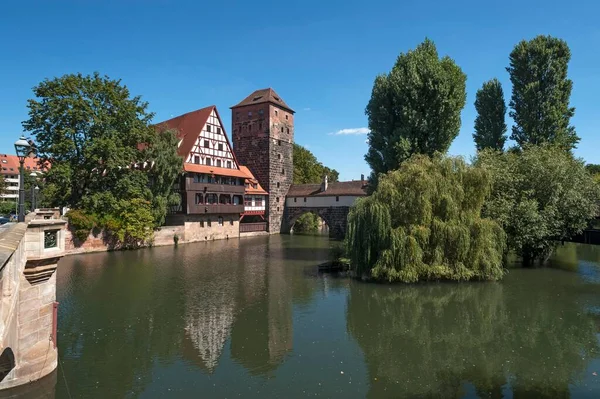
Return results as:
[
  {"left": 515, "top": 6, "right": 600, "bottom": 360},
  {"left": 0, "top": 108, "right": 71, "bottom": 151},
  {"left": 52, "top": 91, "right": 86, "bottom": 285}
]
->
[{"left": 1, "top": 0, "right": 598, "bottom": 181}]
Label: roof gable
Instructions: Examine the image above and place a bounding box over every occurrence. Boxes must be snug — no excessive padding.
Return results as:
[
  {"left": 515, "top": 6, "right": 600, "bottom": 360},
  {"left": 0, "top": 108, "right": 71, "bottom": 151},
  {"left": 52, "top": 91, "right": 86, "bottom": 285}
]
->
[{"left": 230, "top": 88, "right": 294, "bottom": 113}]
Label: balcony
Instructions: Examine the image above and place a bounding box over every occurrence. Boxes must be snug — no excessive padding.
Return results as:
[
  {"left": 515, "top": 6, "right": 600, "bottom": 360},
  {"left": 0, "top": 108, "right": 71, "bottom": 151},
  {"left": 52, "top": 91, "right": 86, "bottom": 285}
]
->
[
  {"left": 240, "top": 222, "right": 267, "bottom": 233},
  {"left": 185, "top": 178, "right": 245, "bottom": 194},
  {"left": 187, "top": 203, "right": 244, "bottom": 215}
]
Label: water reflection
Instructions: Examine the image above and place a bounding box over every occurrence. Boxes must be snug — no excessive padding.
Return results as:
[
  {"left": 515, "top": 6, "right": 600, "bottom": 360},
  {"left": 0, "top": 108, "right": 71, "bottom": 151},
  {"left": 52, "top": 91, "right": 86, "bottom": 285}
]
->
[
  {"left": 53, "top": 240, "right": 600, "bottom": 398},
  {"left": 346, "top": 265, "right": 600, "bottom": 398}
]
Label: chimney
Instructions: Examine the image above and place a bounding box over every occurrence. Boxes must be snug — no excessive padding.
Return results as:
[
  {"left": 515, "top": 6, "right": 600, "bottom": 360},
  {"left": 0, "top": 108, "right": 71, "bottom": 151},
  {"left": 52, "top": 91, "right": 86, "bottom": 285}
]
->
[
  {"left": 321, "top": 174, "right": 328, "bottom": 192},
  {"left": 361, "top": 174, "right": 364, "bottom": 181}
]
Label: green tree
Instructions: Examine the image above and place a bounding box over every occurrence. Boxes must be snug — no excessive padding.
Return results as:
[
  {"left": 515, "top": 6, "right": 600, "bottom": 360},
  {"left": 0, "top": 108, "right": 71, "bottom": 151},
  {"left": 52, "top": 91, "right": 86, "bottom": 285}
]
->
[
  {"left": 346, "top": 154, "right": 505, "bottom": 282},
  {"left": 145, "top": 128, "right": 183, "bottom": 226},
  {"left": 22, "top": 72, "right": 181, "bottom": 243},
  {"left": 507, "top": 35, "right": 578, "bottom": 150},
  {"left": 478, "top": 145, "right": 599, "bottom": 266},
  {"left": 292, "top": 144, "right": 339, "bottom": 234},
  {"left": 473, "top": 78, "right": 507, "bottom": 151},
  {"left": 586, "top": 164, "right": 600, "bottom": 175},
  {"left": 293, "top": 144, "right": 339, "bottom": 184},
  {"left": 365, "top": 39, "right": 467, "bottom": 185}
]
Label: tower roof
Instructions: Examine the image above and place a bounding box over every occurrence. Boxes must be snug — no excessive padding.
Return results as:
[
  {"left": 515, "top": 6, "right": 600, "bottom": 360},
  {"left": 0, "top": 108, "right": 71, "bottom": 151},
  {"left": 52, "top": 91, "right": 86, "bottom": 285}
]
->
[{"left": 230, "top": 88, "right": 294, "bottom": 113}]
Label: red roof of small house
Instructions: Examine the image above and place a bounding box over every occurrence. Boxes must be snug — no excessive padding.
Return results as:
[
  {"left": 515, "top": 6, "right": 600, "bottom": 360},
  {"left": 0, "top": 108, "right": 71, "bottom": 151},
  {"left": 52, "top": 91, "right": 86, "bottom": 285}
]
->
[
  {"left": 230, "top": 88, "right": 295, "bottom": 113},
  {"left": 286, "top": 180, "right": 368, "bottom": 197},
  {"left": 239, "top": 166, "right": 268, "bottom": 195},
  {"left": 0, "top": 154, "right": 47, "bottom": 175}
]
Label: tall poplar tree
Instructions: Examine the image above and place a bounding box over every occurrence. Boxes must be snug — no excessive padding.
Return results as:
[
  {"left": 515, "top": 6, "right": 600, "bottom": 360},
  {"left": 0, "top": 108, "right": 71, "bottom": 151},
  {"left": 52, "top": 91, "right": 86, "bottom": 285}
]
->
[
  {"left": 507, "top": 35, "right": 578, "bottom": 150},
  {"left": 473, "top": 78, "right": 507, "bottom": 151},
  {"left": 365, "top": 38, "right": 467, "bottom": 185}
]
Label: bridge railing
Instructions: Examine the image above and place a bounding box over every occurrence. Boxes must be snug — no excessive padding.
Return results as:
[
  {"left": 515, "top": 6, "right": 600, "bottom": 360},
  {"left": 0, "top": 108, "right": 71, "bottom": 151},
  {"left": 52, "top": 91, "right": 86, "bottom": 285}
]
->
[{"left": 240, "top": 222, "right": 267, "bottom": 233}]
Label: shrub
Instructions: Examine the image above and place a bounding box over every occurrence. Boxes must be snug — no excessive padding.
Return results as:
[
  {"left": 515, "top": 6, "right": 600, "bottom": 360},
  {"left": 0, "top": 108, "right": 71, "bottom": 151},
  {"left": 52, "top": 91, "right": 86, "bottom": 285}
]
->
[{"left": 66, "top": 209, "right": 97, "bottom": 242}]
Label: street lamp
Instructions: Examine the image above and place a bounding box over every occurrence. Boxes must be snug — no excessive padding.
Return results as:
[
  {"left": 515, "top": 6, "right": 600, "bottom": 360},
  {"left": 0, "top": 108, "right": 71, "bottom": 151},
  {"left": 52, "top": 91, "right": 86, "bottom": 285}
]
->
[
  {"left": 34, "top": 186, "right": 39, "bottom": 211},
  {"left": 30, "top": 171, "right": 38, "bottom": 211},
  {"left": 14, "top": 136, "right": 31, "bottom": 223}
]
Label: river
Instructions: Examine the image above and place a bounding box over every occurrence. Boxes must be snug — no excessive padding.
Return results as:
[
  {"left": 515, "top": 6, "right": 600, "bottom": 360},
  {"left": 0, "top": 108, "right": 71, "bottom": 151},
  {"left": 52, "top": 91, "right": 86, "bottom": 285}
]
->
[{"left": 19, "top": 236, "right": 600, "bottom": 398}]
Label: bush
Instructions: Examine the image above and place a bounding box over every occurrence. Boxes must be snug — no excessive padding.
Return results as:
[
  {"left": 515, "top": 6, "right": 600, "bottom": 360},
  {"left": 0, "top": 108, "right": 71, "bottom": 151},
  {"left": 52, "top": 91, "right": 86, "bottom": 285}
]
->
[
  {"left": 66, "top": 209, "right": 97, "bottom": 242},
  {"left": 0, "top": 202, "right": 16, "bottom": 216},
  {"left": 346, "top": 154, "right": 506, "bottom": 282}
]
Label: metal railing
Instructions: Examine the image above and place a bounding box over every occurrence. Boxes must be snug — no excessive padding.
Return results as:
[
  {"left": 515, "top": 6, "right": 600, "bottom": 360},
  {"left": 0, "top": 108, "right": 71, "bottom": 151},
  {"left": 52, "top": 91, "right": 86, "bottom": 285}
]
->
[{"left": 240, "top": 222, "right": 268, "bottom": 233}]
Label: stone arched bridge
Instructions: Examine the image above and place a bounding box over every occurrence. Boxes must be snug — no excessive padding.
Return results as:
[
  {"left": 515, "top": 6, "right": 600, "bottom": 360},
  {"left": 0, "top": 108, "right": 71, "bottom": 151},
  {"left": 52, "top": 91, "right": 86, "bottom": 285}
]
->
[
  {"left": 281, "top": 206, "right": 351, "bottom": 239},
  {"left": 282, "top": 179, "right": 368, "bottom": 239}
]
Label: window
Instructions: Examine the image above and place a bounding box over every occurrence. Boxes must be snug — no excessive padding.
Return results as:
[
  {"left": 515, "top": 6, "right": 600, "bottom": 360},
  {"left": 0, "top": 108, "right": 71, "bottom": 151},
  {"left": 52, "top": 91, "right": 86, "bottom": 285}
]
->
[
  {"left": 217, "top": 159, "right": 222, "bottom": 167},
  {"left": 218, "top": 216, "right": 223, "bottom": 226},
  {"left": 277, "top": 182, "right": 280, "bottom": 188},
  {"left": 207, "top": 125, "right": 212, "bottom": 133},
  {"left": 287, "top": 128, "right": 290, "bottom": 134},
  {"left": 204, "top": 140, "right": 209, "bottom": 148},
  {"left": 194, "top": 155, "right": 200, "bottom": 164},
  {"left": 217, "top": 127, "right": 221, "bottom": 134},
  {"left": 206, "top": 194, "right": 218, "bottom": 204},
  {"left": 276, "top": 197, "right": 279, "bottom": 203},
  {"left": 336, "top": 196, "right": 340, "bottom": 202},
  {"left": 278, "top": 154, "right": 281, "bottom": 160},
  {"left": 248, "top": 111, "right": 252, "bottom": 118},
  {"left": 280, "top": 126, "right": 284, "bottom": 133},
  {"left": 275, "top": 110, "right": 278, "bottom": 116},
  {"left": 255, "top": 196, "right": 263, "bottom": 206},
  {"left": 195, "top": 193, "right": 204, "bottom": 204},
  {"left": 281, "top": 168, "right": 285, "bottom": 175},
  {"left": 236, "top": 112, "right": 240, "bottom": 121},
  {"left": 230, "top": 219, "right": 234, "bottom": 226},
  {"left": 259, "top": 109, "right": 264, "bottom": 115},
  {"left": 259, "top": 122, "right": 262, "bottom": 131},
  {"left": 278, "top": 140, "right": 281, "bottom": 146},
  {"left": 208, "top": 219, "right": 212, "bottom": 227},
  {"left": 44, "top": 230, "right": 58, "bottom": 249},
  {"left": 248, "top": 124, "right": 252, "bottom": 132},
  {"left": 285, "top": 114, "right": 288, "bottom": 120},
  {"left": 294, "top": 197, "right": 297, "bottom": 203},
  {"left": 200, "top": 220, "right": 204, "bottom": 227},
  {"left": 252, "top": 183, "right": 257, "bottom": 189},
  {"left": 227, "top": 161, "right": 232, "bottom": 169},
  {"left": 304, "top": 197, "right": 307, "bottom": 203},
  {"left": 206, "top": 158, "right": 212, "bottom": 166},
  {"left": 218, "top": 143, "right": 223, "bottom": 151},
  {"left": 244, "top": 196, "right": 253, "bottom": 206},
  {"left": 277, "top": 207, "right": 280, "bottom": 212}
]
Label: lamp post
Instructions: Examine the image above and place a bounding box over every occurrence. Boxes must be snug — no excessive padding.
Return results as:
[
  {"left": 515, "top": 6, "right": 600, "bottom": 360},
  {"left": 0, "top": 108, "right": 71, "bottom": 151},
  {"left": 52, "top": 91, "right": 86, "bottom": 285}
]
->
[
  {"left": 14, "top": 136, "right": 31, "bottom": 223},
  {"left": 30, "top": 171, "right": 38, "bottom": 211},
  {"left": 34, "top": 186, "right": 39, "bottom": 211}
]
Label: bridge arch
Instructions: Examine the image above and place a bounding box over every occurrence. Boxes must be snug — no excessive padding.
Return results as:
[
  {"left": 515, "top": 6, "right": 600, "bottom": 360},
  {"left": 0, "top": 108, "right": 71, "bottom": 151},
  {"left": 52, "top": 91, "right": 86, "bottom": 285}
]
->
[{"left": 282, "top": 207, "right": 349, "bottom": 239}]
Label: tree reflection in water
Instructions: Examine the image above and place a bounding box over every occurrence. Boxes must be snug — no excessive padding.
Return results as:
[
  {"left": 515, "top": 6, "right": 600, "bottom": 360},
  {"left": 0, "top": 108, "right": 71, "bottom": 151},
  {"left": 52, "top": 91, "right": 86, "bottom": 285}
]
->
[{"left": 346, "top": 268, "right": 600, "bottom": 398}]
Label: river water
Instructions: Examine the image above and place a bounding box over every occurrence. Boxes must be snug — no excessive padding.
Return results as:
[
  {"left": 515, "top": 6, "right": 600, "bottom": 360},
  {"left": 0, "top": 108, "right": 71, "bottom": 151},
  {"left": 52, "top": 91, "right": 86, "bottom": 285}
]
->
[{"left": 23, "top": 236, "right": 600, "bottom": 397}]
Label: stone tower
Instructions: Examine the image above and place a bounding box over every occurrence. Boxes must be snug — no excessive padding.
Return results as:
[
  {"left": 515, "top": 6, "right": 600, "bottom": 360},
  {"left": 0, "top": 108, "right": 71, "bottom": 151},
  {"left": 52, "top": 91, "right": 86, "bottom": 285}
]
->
[{"left": 231, "top": 88, "right": 294, "bottom": 233}]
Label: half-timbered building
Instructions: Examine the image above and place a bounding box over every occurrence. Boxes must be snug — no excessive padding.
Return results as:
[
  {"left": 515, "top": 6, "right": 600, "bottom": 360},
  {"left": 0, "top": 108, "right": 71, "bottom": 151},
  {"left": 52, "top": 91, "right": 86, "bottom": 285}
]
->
[{"left": 156, "top": 105, "right": 269, "bottom": 240}]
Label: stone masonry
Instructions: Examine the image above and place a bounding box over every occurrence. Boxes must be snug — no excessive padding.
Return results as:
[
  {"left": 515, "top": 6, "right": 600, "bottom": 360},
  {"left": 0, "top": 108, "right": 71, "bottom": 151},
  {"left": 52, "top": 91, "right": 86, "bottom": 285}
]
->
[
  {"left": 282, "top": 207, "right": 350, "bottom": 239},
  {"left": 0, "top": 212, "right": 66, "bottom": 391},
  {"left": 231, "top": 89, "right": 294, "bottom": 234}
]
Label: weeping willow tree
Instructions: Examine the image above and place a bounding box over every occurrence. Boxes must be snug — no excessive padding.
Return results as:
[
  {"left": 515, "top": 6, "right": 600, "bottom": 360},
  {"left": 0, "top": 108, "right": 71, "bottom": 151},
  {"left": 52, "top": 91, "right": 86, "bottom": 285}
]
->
[{"left": 347, "top": 154, "right": 506, "bottom": 282}]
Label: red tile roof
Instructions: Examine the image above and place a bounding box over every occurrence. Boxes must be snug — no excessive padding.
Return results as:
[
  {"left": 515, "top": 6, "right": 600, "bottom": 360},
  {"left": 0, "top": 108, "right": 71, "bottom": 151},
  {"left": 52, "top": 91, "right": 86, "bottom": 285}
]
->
[
  {"left": 154, "top": 106, "right": 214, "bottom": 158},
  {"left": 0, "top": 154, "right": 46, "bottom": 175},
  {"left": 230, "top": 88, "right": 294, "bottom": 113},
  {"left": 286, "top": 180, "right": 368, "bottom": 197},
  {"left": 239, "top": 166, "right": 268, "bottom": 195}
]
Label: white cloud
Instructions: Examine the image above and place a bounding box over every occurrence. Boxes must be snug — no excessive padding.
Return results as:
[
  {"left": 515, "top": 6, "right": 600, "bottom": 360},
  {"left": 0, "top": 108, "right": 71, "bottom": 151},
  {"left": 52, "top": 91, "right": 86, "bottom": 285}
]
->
[{"left": 329, "top": 127, "right": 370, "bottom": 136}]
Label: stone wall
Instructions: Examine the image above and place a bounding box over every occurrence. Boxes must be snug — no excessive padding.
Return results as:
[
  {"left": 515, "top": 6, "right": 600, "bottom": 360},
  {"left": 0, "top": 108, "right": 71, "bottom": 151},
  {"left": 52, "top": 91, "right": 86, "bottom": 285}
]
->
[
  {"left": 231, "top": 102, "right": 294, "bottom": 234},
  {"left": 0, "top": 216, "right": 66, "bottom": 391},
  {"left": 282, "top": 206, "right": 350, "bottom": 239}
]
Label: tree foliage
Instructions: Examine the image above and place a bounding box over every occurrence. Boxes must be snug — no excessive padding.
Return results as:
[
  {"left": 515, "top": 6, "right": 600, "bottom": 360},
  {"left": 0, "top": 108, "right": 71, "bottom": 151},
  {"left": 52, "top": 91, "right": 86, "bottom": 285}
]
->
[
  {"left": 346, "top": 154, "right": 505, "bottom": 282},
  {"left": 507, "top": 35, "right": 578, "bottom": 150},
  {"left": 473, "top": 78, "right": 507, "bottom": 151},
  {"left": 22, "top": 72, "right": 181, "bottom": 244},
  {"left": 293, "top": 144, "right": 338, "bottom": 184},
  {"left": 477, "top": 145, "right": 599, "bottom": 265},
  {"left": 292, "top": 144, "right": 339, "bottom": 234},
  {"left": 365, "top": 39, "right": 467, "bottom": 185}
]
